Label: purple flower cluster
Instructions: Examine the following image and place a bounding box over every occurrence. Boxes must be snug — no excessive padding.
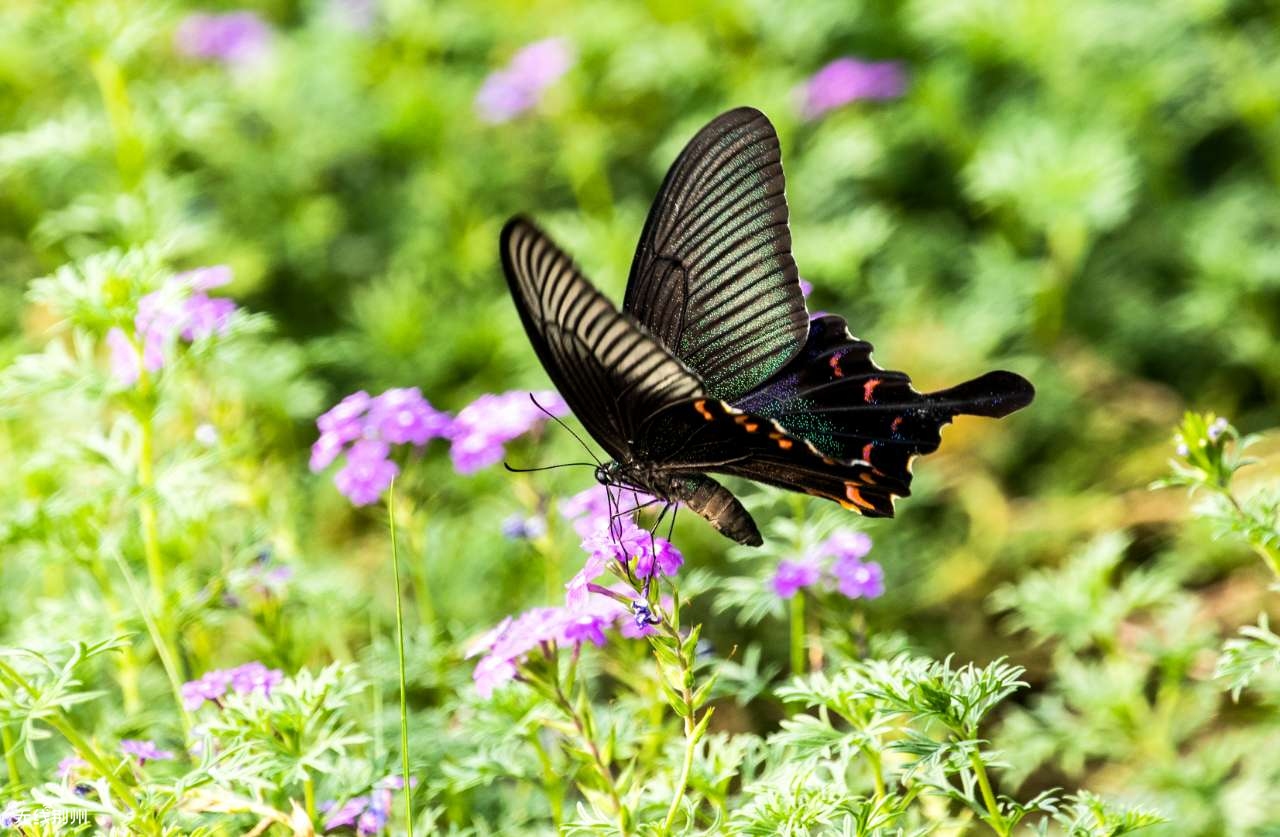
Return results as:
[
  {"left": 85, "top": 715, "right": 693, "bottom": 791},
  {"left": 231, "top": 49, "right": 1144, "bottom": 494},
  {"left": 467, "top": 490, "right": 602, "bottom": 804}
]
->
[
  {"left": 472, "top": 503, "right": 685, "bottom": 697},
  {"left": 120, "top": 739, "right": 175, "bottom": 765},
  {"left": 181, "top": 662, "right": 284, "bottom": 711},
  {"left": 559, "top": 484, "right": 659, "bottom": 537},
  {"left": 321, "top": 776, "right": 411, "bottom": 835},
  {"left": 311, "top": 389, "right": 566, "bottom": 505},
  {"left": 770, "top": 530, "right": 884, "bottom": 600},
  {"left": 310, "top": 388, "right": 450, "bottom": 505},
  {"left": 447, "top": 390, "right": 569, "bottom": 473},
  {"left": 475, "top": 38, "right": 574, "bottom": 123},
  {"left": 107, "top": 266, "right": 238, "bottom": 386},
  {"left": 801, "top": 58, "right": 907, "bottom": 119},
  {"left": 468, "top": 594, "right": 652, "bottom": 697},
  {"left": 175, "top": 11, "right": 272, "bottom": 66}
]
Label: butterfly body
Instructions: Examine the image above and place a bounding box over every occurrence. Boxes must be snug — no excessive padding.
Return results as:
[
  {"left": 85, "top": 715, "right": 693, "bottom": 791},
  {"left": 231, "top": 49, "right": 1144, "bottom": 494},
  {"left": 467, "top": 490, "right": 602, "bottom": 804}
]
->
[{"left": 501, "top": 107, "right": 1035, "bottom": 546}]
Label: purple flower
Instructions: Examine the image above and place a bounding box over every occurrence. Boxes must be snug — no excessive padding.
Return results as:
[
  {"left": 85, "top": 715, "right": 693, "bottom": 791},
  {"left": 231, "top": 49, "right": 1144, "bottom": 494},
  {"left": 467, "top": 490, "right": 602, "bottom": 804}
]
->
[
  {"left": 58, "top": 755, "right": 88, "bottom": 780},
  {"left": 470, "top": 603, "right": 618, "bottom": 697},
  {"left": 317, "top": 391, "right": 373, "bottom": 444},
  {"left": 561, "top": 484, "right": 659, "bottom": 537},
  {"left": 365, "top": 387, "right": 451, "bottom": 445},
  {"left": 562, "top": 612, "right": 612, "bottom": 647},
  {"left": 320, "top": 774, "right": 407, "bottom": 833},
  {"left": 634, "top": 534, "right": 684, "bottom": 579},
  {"left": 182, "top": 662, "right": 283, "bottom": 710},
  {"left": 1208, "top": 417, "right": 1230, "bottom": 442},
  {"left": 182, "top": 668, "right": 232, "bottom": 710},
  {"left": 228, "top": 661, "right": 284, "bottom": 697},
  {"left": 833, "top": 558, "right": 884, "bottom": 600},
  {"left": 334, "top": 439, "right": 399, "bottom": 506},
  {"left": 1175, "top": 441, "right": 1190, "bottom": 457},
  {"left": 798, "top": 278, "right": 813, "bottom": 298},
  {"left": 472, "top": 654, "right": 520, "bottom": 698},
  {"left": 181, "top": 294, "right": 237, "bottom": 340},
  {"left": 323, "top": 796, "right": 369, "bottom": 830},
  {"left": 772, "top": 558, "right": 822, "bottom": 598},
  {"left": 475, "top": 38, "right": 574, "bottom": 123},
  {"left": 565, "top": 547, "right": 609, "bottom": 610},
  {"left": 108, "top": 266, "right": 239, "bottom": 385},
  {"left": 801, "top": 58, "right": 907, "bottom": 119},
  {"left": 825, "top": 530, "right": 873, "bottom": 562},
  {"left": 106, "top": 327, "right": 140, "bottom": 385},
  {"left": 175, "top": 11, "right": 272, "bottom": 67},
  {"left": 120, "top": 739, "right": 175, "bottom": 765},
  {"left": 502, "top": 513, "right": 548, "bottom": 540},
  {"left": 447, "top": 390, "right": 569, "bottom": 473},
  {"left": 310, "top": 432, "right": 348, "bottom": 472}
]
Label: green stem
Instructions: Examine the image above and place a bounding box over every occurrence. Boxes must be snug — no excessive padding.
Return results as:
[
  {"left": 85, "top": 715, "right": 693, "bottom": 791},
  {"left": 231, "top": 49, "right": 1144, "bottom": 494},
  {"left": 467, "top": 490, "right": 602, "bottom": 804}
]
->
[
  {"left": 0, "top": 659, "right": 137, "bottom": 809},
  {"left": 663, "top": 713, "right": 698, "bottom": 834},
  {"left": 1222, "top": 491, "right": 1280, "bottom": 577},
  {"left": 2, "top": 725, "right": 20, "bottom": 791},
  {"left": 529, "top": 734, "right": 564, "bottom": 827},
  {"left": 89, "top": 54, "right": 144, "bottom": 188},
  {"left": 789, "top": 591, "right": 806, "bottom": 676},
  {"left": 660, "top": 620, "right": 704, "bottom": 834},
  {"left": 968, "top": 747, "right": 1008, "bottom": 836},
  {"left": 389, "top": 480, "right": 414, "bottom": 837},
  {"left": 303, "top": 774, "right": 316, "bottom": 825},
  {"left": 136, "top": 398, "right": 167, "bottom": 607},
  {"left": 86, "top": 560, "right": 142, "bottom": 714},
  {"left": 866, "top": 747, "right": 886, "bottom": 800},
  {"left": 109, "top": 548, "right": 191, "bottom": 733},
  {"left": 551, "top": 680, "right": 626, "bottom": 834}
]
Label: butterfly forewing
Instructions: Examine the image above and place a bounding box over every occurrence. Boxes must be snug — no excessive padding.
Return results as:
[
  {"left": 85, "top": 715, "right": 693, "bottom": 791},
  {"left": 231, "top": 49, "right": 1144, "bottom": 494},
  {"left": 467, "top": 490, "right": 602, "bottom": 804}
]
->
[
  {"left": 624, "top": 107, "right": 808, "bottom": 401},
  {"left": 500, "top": 217, "right": 705, "bottom": 460}
]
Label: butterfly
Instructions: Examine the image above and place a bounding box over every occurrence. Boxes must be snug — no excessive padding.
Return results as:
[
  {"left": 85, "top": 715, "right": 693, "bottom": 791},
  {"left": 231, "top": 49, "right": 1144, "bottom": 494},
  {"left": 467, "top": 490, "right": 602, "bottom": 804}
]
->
[{"left": 501, "top": 107, "right": 1034, "bottom": 547}]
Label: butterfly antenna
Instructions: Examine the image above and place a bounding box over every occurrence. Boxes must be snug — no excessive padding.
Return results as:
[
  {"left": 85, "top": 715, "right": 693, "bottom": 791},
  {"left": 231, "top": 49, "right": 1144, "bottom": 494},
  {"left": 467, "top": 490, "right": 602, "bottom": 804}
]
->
[
  {"left": 504, "top": 461, "right": 596, "bottom": 473},
  {"left": 529, "top": 393, "right": 602, "bottom": 467}
]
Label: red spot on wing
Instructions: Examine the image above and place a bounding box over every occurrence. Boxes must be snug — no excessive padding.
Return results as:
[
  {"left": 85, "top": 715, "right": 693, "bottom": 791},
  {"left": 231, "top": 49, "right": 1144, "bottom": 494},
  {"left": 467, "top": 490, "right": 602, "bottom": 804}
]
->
[
  {"left": 890, "top": 416, "right": 903, "bottom": 432},
  {"left": 861, "top": 442, "right": 874, "bottom": 463},
  {"left": 863, "top": 378, "right": 881, "bottom": 402},
  {"left": 829, "top": 354, "right": 843, "bottom": 377}
]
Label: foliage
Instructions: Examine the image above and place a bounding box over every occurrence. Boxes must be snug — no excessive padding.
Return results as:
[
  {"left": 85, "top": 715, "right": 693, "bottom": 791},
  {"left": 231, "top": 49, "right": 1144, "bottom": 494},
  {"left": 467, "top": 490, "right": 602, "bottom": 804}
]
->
[{"left": 1, "top": 0, "right": 1279, "bottom": 834}]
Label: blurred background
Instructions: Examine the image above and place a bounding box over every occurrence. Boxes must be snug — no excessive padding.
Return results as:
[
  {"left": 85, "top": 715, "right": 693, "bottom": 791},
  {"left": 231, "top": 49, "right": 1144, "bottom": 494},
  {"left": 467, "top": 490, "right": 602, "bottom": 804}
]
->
[{"left": 3, "top": 0, "right": 1280, "bottom": 832}]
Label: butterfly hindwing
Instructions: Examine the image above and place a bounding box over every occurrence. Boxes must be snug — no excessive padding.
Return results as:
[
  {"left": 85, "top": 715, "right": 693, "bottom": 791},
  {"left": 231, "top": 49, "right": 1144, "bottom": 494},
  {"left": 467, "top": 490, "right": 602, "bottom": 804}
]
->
[
  {"left": 623, "top": 107, "right": 808, "bottom": 401},
  {"left": 636, "top": 397, "right": 901, "bottom": 517},
  {"left": 731, "top": 315, "right": 1035, "bottom": 508},
  {"left": 500, "top": 217, "right": 705, "bottom": 460}
]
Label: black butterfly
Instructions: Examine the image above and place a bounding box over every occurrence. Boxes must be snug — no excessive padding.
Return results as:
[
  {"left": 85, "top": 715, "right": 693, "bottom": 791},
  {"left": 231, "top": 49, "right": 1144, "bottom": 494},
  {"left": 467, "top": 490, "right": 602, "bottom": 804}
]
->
[{"left": 501, "top": 107, "right": 1034, "bottom": 547}]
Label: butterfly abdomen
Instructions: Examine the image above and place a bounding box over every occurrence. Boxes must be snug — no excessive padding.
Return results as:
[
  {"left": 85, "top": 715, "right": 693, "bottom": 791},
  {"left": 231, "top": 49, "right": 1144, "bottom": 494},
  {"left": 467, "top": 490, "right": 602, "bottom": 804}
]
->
[{"left": 667, "top": 474, "right": 762, "bottom": 547}]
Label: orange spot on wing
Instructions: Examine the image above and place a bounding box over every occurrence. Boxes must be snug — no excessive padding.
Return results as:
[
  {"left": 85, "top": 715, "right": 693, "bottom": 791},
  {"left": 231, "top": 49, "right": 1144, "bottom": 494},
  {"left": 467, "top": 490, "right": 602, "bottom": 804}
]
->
[
  {"left": 863, "top": 378, "right": 881, "bottom": 402},
  {"left": 768, "top": 432, "right": 794, "bottom": 450},
  {"left": 844, "top": 483, "right": 876, "bottom": 511},
  {"left": 890, "top": 416, "right": 903, "bottom": 432},
  {"left": 694, "top": 399, "right": 713, "bottom": 421},
  {"left": 734, "top": 415, "right": 760, "bottom": 432},
  {"left": 861, "top": 442, "right": 874, "bottom": 462},
  {"left": 829, "top": 354, "right": 843, "bottom": 377}
]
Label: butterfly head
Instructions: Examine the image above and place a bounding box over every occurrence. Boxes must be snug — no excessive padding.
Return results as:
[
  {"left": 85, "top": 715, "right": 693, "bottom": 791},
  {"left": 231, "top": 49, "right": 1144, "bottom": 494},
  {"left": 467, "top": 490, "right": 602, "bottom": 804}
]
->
[{"left": 593, "top": 462, "right": 616, "bottom": 486}]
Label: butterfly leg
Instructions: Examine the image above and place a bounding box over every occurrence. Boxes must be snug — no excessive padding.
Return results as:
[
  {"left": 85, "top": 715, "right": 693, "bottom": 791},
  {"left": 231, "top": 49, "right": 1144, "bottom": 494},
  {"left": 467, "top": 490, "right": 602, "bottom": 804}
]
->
[{"left": 641, "top": 501, "right": 674, "bottom": 599}]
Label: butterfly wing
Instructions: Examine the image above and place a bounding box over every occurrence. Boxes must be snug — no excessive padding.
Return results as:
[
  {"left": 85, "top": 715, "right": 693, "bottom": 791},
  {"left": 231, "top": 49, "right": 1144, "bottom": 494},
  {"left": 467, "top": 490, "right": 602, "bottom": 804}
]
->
[
  {"left": 623, "top": 107, "right": 808, "bottom": 401},
  {"left": 501, "top": 217, "right": 706, "bottom": 460},
  {"left": 637, "top": 315, "right": 1035, "bottom": 519},
  {"left": 733, "top": 315, "right": 1034, "bottom": 482}
]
